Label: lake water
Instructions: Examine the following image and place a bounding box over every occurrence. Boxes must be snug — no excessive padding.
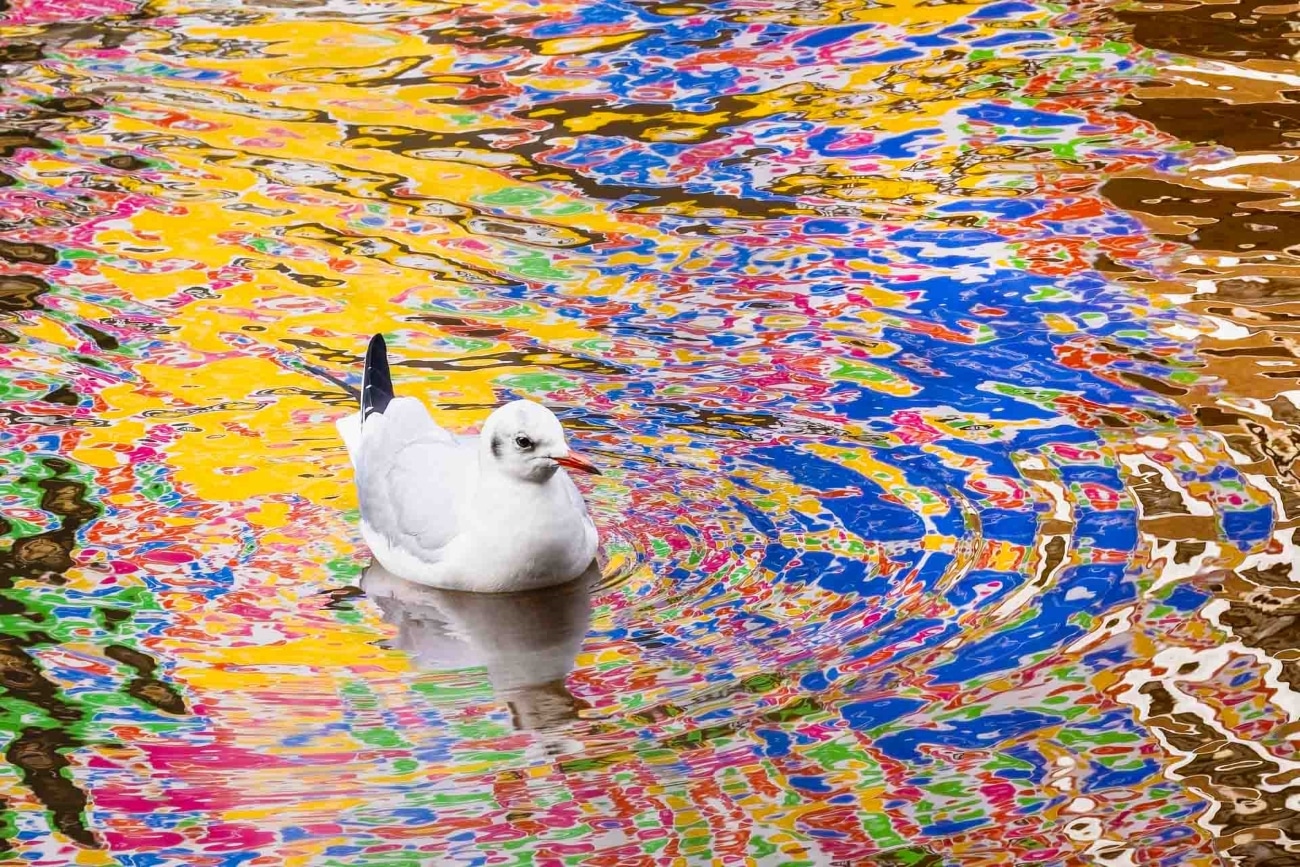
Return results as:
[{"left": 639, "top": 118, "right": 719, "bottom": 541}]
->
[{"left": 0, "top": 0, "right": 1298, "bottom": 864}]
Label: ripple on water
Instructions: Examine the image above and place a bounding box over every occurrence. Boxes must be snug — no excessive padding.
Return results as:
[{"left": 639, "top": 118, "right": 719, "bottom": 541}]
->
[{"left": 0, "top": 0, "right": 1297, "bottom": 863}]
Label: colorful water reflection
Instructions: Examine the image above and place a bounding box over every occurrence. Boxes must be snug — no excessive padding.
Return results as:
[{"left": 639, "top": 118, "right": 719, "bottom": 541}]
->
[{"left": 1, "top": 0, "right": 1298, "bottom": 863}]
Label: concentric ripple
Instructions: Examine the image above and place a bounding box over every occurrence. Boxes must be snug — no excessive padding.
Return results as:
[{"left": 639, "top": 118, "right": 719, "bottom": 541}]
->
[{"left": 0, "top": 0, "right": 1297, "bottom": 863}]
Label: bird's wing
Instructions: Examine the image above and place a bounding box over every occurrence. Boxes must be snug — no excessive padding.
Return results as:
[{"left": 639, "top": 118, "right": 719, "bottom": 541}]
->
[
  {"left": 355, "top": 396, "right": 472, "bottom": 564},
  {"left": 336, "top": 411, "right": 363, "bottom": 466}
]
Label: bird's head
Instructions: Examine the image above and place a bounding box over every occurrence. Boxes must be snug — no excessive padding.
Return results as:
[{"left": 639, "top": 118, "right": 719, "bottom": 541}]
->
[{"left": 481, "top": 400, "right": 600, "bottom": 483}]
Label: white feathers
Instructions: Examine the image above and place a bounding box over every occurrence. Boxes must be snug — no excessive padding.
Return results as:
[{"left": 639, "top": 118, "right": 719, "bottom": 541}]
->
[
  {"left": 335, "top": 411, "right": 363, "bottom": 464},
  {"left": 340, "top": 396, "right": 600, "bottom": 592}
]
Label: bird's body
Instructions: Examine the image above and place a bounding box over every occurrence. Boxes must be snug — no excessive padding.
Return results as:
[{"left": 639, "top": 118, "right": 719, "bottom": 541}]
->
[{"left": 337, "top": 335, "right": 600, "bottom": 593}]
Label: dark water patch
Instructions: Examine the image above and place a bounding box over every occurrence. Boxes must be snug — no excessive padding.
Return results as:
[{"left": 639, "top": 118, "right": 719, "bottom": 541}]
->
[
  {"left": 1243, "top": 421, "right": 1300, "bottom": 478},
  {"left": 1128, "top": 464, "right": 1194, "bottom": 517},
  {"left": 317, "top": 585, "right": 365, "bottom": 611},
  {"left": 1119, "top": 371, "right": 1188, "bottom": 396},
  {"left": 0, "top": 454, "right": 193, "bottom": 846},
  {"left": 1123, "top": 96, "right": 1300, "bottom": 153},
  {"left": 1094, "top": 252, "right": 1136, "bottom": 274},
  {"left": 0, "top": 241, "right": 58, "bottom": 265},
  {"left": 0, "top": 129, "right": 58, "bottom": 158},
  {"left": 1201, "top": 345, "right": 1297, "bottom": 359},
  {"left": 1119, "top": 0, "right": 1300, "bottom": 63},
  {"left": 4, "top": 728, "right": 96, "bottom": 847},
  {"left": 106, "top": 645, "right": 187, "bottom": 715},
  {"left": 100, "top": 608, "right": 131, "bottom": 629},
  {"left": 76, "top": 323, "right": 120, "bottom": 351},
  {"left": 99, "top": 154, "right": 150, "bottom": 171},
  {"left": 1221, "top": 839, "right": 1300, "bottom": 866},
  {"left": 0, "top": 275, "right": 51, "bottom": 311},
  {"left": 424, "top": 23, "right": 557, "bottom": 55},
  {"left": 0, "top": 463, "right": 97, "bottom": 582},
  {"left": 285, "top": 271, "right": 344, "bottom": 288},
  {"left": 0, "top": 44, "right": 44, "bottom": 64},
  {"left": 278, "top": 337, "right": 361, "bottom": 367},
  {"left": 1102, "top": 176, "right": 1300, "bottom": 253},
  {"left": 34, "top": 96, "right": 103, "bottom": 113},
  {"left": 40, "top": 385, "right": 80, "bottom": 407},
  {"left": 408, "top": 313, "right": 512, "bottom": 339},
  {"left": 0, "top": 638, "right": 81, "bottom": 724}
]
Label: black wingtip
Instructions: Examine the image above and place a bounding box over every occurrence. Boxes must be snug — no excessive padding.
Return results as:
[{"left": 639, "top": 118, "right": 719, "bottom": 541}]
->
[{"left": 361, "top": 334, "right": 394, "bottom": 420}]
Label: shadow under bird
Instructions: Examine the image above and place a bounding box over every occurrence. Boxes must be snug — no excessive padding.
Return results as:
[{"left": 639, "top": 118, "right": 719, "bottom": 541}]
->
[
  {"left": 362, "top": 561, "right": 593, "bottom": 733},
  {"left": 337, "top": 334, "right": 601, "bottom": 593}
]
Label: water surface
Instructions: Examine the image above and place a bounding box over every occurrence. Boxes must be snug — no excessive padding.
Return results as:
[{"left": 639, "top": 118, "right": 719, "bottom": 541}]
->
[{"left": 0, "top": 0, "right": 1298, "bottom": 864}]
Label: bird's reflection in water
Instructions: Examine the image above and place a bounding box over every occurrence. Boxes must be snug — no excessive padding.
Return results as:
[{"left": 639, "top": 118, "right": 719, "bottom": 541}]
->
[{"left": 362, "top": 561, "right": 595, "bottom": 735}]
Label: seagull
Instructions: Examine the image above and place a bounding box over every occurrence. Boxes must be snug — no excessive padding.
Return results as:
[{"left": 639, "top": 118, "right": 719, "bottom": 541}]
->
[
  {"left": 362, "top": 560, "right": 593, "bottom": 732},
  {"left": 337, "top": 335, "right": 601, "bottom": 593}
]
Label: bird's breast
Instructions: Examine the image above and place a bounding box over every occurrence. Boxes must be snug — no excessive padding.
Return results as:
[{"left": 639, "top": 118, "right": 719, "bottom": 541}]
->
[{"left": 460, "top": 481, "right": 596, "bottom": 585}]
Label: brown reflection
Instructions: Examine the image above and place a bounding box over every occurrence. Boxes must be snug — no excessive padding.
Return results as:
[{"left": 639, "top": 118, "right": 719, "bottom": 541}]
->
[
  {"left": 1123, "top": 97, "right": 1300, "bottom": 153},
  {"left": 100, "top": 154, "right": 150, "bottom": 171},
  {"left": 0, "top": 275, "right": 51, "bottom": 312},
  {"left": 0, "top": 241, "right": 58, "bottom": 265},
  {"left": 5, "top": 728, "right": 96, "bottom": 847},
  {"left": 41, "top": 385, "right": 79, "bottom": 406},
  {"left": 1107, "top": 0, "right": 1300, "bottom": 861},
  {"left": 34, "top": 97, "right": 102, "bottom": 113},
  {"left": 105, "top": 646, "right": 187, "bottom": 716},
  {"left": 0, "top": 129, "right": 57, "bottom": 158},
  {"left": 1118, "top": 0, "right": 1300, "bottom": 63},
  {"left": 1102, "top": 177, "right": 1300, "bottom": 254},
  {"left": 0, "top": 44, "right": 44, "bottom": 64}
]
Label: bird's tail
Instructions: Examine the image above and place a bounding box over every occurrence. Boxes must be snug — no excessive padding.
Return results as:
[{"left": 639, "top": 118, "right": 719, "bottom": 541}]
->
[{"left": 361, "top": 333, "right": 394, "bottom": 421}]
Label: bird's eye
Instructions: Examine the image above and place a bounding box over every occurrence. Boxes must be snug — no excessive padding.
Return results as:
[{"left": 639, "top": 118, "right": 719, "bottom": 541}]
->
[{"left": 514, "top": 435, "right": 534, "bottom": 451}]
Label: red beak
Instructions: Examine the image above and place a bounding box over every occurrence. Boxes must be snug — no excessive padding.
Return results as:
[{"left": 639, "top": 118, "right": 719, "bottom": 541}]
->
[{"left": 553, "top": 451, "right": 601, "bottom": 475}]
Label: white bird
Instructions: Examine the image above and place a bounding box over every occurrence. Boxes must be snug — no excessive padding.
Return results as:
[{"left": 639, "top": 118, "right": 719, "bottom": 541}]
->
[{"left": 336, "top": 334, "right": 601, "bottom": 593}]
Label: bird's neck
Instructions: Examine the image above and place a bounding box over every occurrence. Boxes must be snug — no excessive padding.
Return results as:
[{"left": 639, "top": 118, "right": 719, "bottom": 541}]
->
[{"left": 476, "top": 452, "right": 560, "bottom": 491}]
